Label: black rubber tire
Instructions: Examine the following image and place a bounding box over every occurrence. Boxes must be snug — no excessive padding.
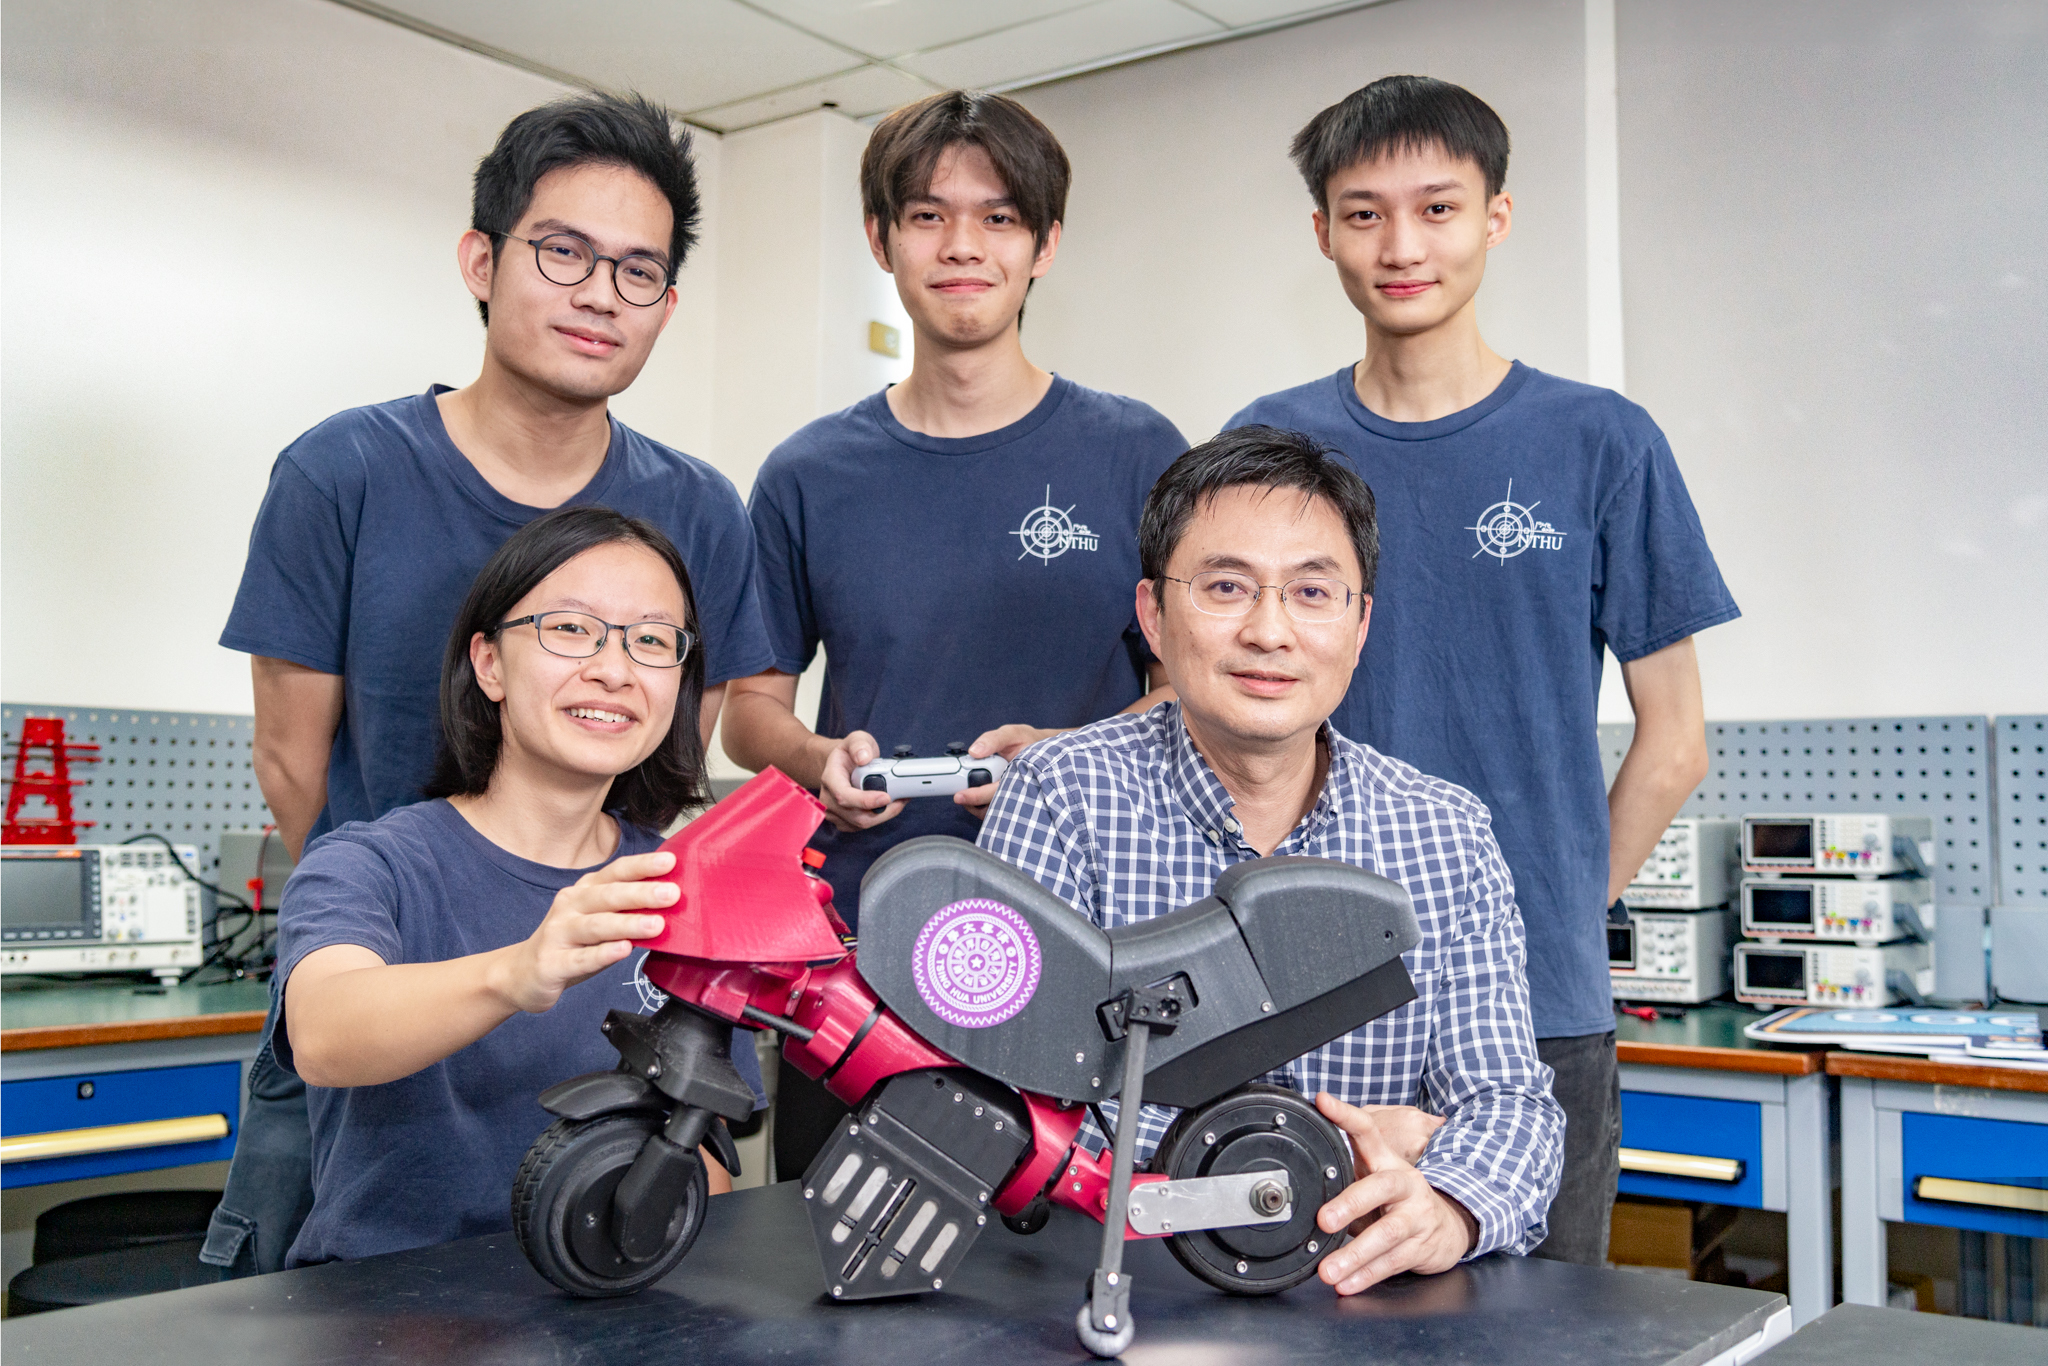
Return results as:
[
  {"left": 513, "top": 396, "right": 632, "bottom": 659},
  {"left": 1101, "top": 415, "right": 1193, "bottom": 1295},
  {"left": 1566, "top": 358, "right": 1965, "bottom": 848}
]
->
[
  {"left": 513, "top": 1113, "right": 706, "bottom": 1297},
  {"left": 1151, "top": 1084, "right": 1351, "bottom": 1296}
]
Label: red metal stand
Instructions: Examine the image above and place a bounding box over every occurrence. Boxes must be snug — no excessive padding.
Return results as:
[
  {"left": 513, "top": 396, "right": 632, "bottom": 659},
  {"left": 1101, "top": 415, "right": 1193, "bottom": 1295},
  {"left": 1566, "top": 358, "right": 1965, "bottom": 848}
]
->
[{"left": 3, "top": 716, "right": 100, "bottom": 845}]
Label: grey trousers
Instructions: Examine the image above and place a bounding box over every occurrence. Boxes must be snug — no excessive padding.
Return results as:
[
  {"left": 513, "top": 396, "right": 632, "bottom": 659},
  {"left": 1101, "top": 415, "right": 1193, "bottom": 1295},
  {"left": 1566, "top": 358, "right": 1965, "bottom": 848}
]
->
[{"left": 1528, "top": 1030, "right": 1620, "bottom": 1265}]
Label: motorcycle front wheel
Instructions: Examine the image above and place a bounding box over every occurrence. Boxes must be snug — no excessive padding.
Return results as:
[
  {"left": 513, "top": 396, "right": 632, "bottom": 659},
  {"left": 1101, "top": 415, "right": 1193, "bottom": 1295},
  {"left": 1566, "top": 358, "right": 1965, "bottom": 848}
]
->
[{"left": 513, "top": 1112, "right": 707, "bottom": 1297}]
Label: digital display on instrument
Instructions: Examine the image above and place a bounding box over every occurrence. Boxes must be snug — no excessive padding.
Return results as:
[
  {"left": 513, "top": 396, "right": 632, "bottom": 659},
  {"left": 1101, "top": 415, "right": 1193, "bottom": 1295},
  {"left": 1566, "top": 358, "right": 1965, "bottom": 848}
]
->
[
  {"left": 1607, "top": 924, "right": 1635, "bottom": 970},
  {"left": 1741, "top": 950, "right": 1808, "bottom": 992},
  {"left": 1749, "top": 822, "right": 1814, "bottom": 860},
  {"left": 1749, "top": 885, "right": 1815, "bottom": 927},
  {"left": 2, "top": 854, "right": 87, "bottom": 931}
]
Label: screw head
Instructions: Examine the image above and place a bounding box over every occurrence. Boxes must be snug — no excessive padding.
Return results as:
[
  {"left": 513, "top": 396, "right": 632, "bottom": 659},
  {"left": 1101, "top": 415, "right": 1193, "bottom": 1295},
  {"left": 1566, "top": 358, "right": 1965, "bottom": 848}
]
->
[
  {"left": 1236, "top": 1260, "right": 1250, "bottom": 1274},
  {"left": 646, "top": 1064, "right": 660, "bottom": 1077},
  {"left": 832, "top": 1285, "right": 844, "bottom": 1297},
  {"left": 1090, "top": 1076, "right": 1101, "bottom": 1088},
  {"left": 803, "top": 1187, "right": 815, "bottom": 1200},
  {"left": 1076, "top": 1052, "right": 1085, "bottom": 1063},
  {"left": 1325, "top": 1165, "right": 1339, "bottom": 1180},
  {"left": 584, "top": 1213, "right": 597, "bottom": 1228},
  {"left": 976, "top": 1214, "right": 986, "bottom": 1226},
  {"left": 1274, "top": 1112, "right": 1287, "bottom": 1127},
  {"left": 933, "top": 1278, "right": 943, "bottom": 1290},
  {"left": 1203, "top": 1130, "right": 1217, "bottom": 1145},
  {"left": 994, "top": 1121, "right": 1004, "bottom": 1132},
  {"left": 1104, "top": 1315, "right": 1118, "bottom": 1330},
  {"left": 1260, "top": 1001, "right": 1272, "bottom": 1013},
  {"left": 1307, "top": 1240, "right": 1320, "bottom": 1254},
  {"left": 868, "top": 1113, "right": 879, "bottom": 1125},
  {"left": 849, "top": 1123, "right": 861, "bottom": 1135}
]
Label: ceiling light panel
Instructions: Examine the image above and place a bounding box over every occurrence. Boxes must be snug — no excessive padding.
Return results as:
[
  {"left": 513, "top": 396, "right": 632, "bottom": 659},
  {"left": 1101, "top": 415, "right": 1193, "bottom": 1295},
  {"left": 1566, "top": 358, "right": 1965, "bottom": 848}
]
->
[
  {"left": 1180, "top": 0, "right": 1363, "bottom": 25},
  {"left": 896, "top": 0, "right": 1220, "bottom": 90},
  {"left": 743, "top": 0, "right": 1093, "bottom": 60},
  {"left": 689, "top": 62, "right": 943, "bottom": 130},
  {"left": 371, "top": 0, "right": 855, "bottom": 110}
]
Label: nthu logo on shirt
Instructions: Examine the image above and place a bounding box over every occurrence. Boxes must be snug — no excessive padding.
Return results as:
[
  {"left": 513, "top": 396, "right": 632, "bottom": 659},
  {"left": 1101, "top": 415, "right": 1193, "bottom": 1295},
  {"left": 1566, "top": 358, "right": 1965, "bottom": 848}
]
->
[
  {"left": 1011, "top": 485, "right": 1099, "bottom": 562},
  {"left": 1467, "top": 479, "right": 1567, "bottom": 563}
]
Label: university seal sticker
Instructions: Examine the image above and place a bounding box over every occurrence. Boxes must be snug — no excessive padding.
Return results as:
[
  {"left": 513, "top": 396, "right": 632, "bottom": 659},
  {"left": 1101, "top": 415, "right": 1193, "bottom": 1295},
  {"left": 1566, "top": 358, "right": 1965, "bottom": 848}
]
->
[{"left": 912, "top": 899, "right": 1042, "bottom": 1029}]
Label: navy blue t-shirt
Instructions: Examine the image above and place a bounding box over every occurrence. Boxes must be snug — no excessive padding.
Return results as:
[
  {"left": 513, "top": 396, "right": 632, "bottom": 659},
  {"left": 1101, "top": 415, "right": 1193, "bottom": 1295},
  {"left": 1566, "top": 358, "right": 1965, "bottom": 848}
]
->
[
  {"left": 1229, "top": 363, "right": 1739, "bottom": 1038},
  {"left": 221, "top": 388, "right": 774, "bottom": 842},
  {"left": 750, "top": 378, "right": 1185, "bottom": 925},
  {"left": 274, "top": 799, "right": 764, "bottom": 1266}
]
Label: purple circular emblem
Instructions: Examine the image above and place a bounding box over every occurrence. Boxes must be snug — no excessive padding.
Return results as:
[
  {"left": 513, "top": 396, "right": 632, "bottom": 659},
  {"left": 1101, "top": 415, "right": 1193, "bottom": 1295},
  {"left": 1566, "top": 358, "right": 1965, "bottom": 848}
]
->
[{"left": 911, "top": 899, "right": 1042, "bottom": 1029}]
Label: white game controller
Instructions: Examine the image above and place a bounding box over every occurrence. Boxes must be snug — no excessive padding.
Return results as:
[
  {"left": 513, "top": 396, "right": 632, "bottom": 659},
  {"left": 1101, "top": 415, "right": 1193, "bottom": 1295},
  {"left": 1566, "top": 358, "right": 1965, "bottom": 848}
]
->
[{"left": 852, "top": 745, "right": 1010, "bottom": 800}]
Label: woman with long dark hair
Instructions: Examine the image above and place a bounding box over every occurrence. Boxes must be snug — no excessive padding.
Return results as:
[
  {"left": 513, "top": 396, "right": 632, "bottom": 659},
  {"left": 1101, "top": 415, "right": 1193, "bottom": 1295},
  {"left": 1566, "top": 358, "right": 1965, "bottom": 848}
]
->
[{"left": 273, "top": 506, "right": 759, "bottom": 1266}]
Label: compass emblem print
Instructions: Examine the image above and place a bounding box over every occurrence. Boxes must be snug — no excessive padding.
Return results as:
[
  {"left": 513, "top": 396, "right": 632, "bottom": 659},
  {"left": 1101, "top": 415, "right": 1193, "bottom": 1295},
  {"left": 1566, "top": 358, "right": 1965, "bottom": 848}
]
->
[
  {"left": 1011, "top": 485, "right": 1099, "bottom": 562},
  {"left": 1466, "top": 479, "right": 1567, "bottom": 562}
]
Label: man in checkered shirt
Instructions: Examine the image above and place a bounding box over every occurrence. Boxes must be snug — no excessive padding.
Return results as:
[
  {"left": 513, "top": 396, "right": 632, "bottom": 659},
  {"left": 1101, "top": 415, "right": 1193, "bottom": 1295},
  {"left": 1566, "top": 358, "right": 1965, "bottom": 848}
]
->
[{"left": 979, "top": 426, "right": 1563, "bottom": 1295}]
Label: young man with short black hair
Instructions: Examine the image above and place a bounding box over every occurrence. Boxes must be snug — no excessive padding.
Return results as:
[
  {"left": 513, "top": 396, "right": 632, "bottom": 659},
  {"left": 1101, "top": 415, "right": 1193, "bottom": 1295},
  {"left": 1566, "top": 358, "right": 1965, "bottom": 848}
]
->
[
  {"left": 722, "top": 90, "right": 1185, "bottom": 1174},
  {"left": 208, "top": 91, "right": 771, "bottom": 1276},
  {"left": 1226, "top": 75, "right": 1738, "bottom": 1264},
  {"left": 980, "top": 427, "right": 1564, "bottom": 1293}
]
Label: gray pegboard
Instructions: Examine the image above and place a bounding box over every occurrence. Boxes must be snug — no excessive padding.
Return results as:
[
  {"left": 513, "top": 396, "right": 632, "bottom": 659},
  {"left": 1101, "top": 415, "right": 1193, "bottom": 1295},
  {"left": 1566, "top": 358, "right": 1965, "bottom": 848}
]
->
[
  {"left": 2, "top": 702, "right": 271, "bottom": 882},
  {"left": 1598, "top": 716, "right": 1993, "bottom": 906},
  {"left": 1995, "top": 715, "right": 2048, "bottom": 904}
]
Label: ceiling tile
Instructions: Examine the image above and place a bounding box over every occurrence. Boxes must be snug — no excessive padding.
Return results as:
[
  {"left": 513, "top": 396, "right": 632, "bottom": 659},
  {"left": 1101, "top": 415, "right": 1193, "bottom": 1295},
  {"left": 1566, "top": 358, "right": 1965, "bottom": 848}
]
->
[
  {"left": 744, "top": 1, "right": 1092, "bottom": 60},
  {"left": 371, "top": 0, "right": 858, "bottom": 111},
  {"left": 1180, "top": 0, "right": 1366, "bottom": 26},
  {"left": 896, "top": 0, "right": 1221, "bottom": 90},
  {"left": 688, "top": 63, "right": 942, "bottom": 131}
]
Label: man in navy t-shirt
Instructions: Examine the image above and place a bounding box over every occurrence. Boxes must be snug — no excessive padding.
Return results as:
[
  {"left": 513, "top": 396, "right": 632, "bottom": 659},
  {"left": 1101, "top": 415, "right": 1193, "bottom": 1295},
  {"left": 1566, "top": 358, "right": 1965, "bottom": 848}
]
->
[
  {"left": 1228, "top": 77, "right": 1738, "bottom": 1265},
  {"left": 222, "top": 93, "right": 771, "bottom": 861},
  {"left": 205, "top": 93, "right": 771, "bottom": 1278},
  {"left": 721, "top": 92, "right": 1183, "bottom": 1173}
]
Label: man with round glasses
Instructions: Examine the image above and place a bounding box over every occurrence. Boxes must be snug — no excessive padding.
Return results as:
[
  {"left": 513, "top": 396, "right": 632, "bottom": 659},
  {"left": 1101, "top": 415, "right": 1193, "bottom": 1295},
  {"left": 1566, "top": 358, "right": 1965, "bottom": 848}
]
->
[
  {"left": 208, "top": 92, "right": 771, "bottom": 1279},
  {"left": 981, "top": 426, "right": 1563, "bottom": 1297}
]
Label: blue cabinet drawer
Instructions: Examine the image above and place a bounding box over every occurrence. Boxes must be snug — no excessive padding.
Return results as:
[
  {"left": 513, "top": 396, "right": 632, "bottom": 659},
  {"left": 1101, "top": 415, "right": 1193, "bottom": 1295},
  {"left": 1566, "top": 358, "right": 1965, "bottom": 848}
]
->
[
  {"left": 1618, "top": 1090, "right": 1766, "bottom": 1208},
  {"left": 1, "top": 1061, "right": 241, "bottom": 1188},
  {"left": 1899, "top": 1111, "right": 2048, "bottom": 1237}
]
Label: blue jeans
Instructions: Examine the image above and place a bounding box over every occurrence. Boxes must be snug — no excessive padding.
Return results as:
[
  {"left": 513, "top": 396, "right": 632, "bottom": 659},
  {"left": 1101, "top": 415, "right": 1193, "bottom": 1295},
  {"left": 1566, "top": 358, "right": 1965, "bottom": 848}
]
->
[{"left": 198, "top": 979, "right": 313, "bottom": 1276}]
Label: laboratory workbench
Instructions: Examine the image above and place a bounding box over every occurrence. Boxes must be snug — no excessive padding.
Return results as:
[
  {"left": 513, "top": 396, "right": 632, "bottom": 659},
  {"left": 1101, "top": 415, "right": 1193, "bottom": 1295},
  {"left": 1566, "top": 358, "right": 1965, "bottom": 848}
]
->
[
  {"left": 1, "top": 977, "right": 271, "bottom": 1186},
  {"left": 0, "top": 1178, "right": 1790, "bottom": 1366}
]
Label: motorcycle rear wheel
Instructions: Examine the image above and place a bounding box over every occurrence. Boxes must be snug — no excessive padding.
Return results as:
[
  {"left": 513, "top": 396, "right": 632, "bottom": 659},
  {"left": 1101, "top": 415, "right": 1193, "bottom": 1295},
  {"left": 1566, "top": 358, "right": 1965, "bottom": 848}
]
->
[
  {"left": 1151, "top": 1084, "right": 1352, "bottom": 1296},
  {"left": 513, "top": 1113, "right": 707, "bottom": 1297}
]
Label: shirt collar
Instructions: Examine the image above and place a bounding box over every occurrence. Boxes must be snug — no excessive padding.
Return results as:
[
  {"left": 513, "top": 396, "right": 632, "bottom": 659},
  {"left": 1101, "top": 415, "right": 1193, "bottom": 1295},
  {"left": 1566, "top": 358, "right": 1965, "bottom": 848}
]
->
[{"left": 1163, "top": 703, "right": 1358, "bottom": 855}]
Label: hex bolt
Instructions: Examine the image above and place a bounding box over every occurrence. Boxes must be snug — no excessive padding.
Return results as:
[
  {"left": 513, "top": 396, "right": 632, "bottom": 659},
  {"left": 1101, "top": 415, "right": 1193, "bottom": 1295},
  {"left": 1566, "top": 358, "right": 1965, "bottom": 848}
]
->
[{"left": 1250, "top": 1179, "right": 1288, "bottom": 1216}]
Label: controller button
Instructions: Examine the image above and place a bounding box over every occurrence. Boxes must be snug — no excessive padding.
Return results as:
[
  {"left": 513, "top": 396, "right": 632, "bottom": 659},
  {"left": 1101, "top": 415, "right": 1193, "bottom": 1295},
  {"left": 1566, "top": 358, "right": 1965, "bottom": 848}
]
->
[
  {"left": 968, "top": 769, "right": 992, "bottom": 788},
  {"left": 862, "top": 774, "right": 889, "bottom": 792}
]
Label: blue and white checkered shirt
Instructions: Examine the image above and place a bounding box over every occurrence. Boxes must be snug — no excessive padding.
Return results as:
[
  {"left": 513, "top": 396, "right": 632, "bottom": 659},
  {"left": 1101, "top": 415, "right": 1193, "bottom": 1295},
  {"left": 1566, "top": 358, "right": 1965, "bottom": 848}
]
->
[{"left": 978, "top": 702, "right": 1564, "bottom": 1258}]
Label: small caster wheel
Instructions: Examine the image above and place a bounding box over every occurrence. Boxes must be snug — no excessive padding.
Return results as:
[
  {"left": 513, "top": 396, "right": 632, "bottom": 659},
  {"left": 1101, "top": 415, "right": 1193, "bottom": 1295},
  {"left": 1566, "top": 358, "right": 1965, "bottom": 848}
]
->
[
  {"left": 1074, "top": 1301, "right": 1134, "bottom": 1359},
  {"left": 513, "top": 1113, "right": 706, "bottom": 1297},
  {"left": 1001, "top": 1196, "right": 1051, "bottom": 1236}
]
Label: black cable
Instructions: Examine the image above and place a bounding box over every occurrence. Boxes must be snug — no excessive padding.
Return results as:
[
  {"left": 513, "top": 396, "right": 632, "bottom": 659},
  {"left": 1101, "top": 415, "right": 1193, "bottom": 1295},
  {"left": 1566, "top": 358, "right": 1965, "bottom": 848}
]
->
[{"left": 120, "top": 832, "right": 255, "bottom": 912}]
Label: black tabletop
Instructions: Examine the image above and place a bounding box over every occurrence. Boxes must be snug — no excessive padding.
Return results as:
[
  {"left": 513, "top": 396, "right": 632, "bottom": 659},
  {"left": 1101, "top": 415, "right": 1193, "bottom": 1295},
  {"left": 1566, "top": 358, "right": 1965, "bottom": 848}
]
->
[
  {"left": 5, "top": 1182, "right": 1785, "bottom": 1365},
  {"left": 1751, "top": 1304, "right": 2046, "bottom": 1364}
]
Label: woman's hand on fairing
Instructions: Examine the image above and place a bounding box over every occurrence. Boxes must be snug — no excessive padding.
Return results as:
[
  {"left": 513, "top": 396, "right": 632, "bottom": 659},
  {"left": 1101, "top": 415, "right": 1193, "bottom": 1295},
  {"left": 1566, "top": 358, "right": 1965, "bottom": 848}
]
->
[{"left": 494, "top": 851, "right": 677, "bottom": 1014}]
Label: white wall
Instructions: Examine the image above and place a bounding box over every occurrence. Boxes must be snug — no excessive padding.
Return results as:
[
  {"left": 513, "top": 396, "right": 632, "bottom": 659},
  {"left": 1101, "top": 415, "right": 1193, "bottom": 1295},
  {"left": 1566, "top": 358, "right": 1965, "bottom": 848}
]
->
[
  {"left": 0, "top": 0, "right": 723, "bottom": 715},
  {"left": 1616, "top": 0, "right": 2048, "bottom": 720}
]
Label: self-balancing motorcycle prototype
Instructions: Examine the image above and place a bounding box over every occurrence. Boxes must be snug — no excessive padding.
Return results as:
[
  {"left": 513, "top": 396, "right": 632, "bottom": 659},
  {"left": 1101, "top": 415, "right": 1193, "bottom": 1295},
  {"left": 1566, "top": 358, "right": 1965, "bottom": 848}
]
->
[{"left": 512, "top": 770, "right": 1420, "bottom": 1357}]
